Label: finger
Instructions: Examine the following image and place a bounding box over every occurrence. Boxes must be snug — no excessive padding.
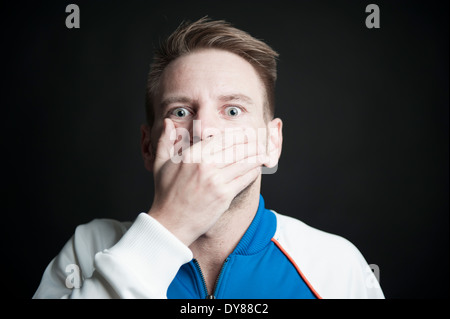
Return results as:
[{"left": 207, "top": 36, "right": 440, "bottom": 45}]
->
[
  {"left": 177, "top": 129, "right": 261, "bottom": 164},
  {"left": 226, "top": 165, "right": 261, "bottom": 196},
  {"left": 210, "top": 128, "right": 258, "bottom": 154},
  {"left": 178, "top": 133, "right": 222, "bottom": 164},
  {"left": 154, "top": 118, "right": 176, "bottom": 170},
  {"left": 192, "top": 129, "right": 258, "bottom": 161},
  {"left": 221, "top": 154, "right": 266, "bottom": 184},
  {"left": 201, "top": 129, "right": 262, "bottom": 165},
  {"left": 214, "top": 141, "right": 267, "bottom": 168},
  {"left": 171, "top": 126, "right": 192, "bottom": 157}
]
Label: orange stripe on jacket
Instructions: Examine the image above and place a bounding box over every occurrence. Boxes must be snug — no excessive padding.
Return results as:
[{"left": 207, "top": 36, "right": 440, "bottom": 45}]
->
[{"left": 271, "top": 238, "right": 322, "bottom": 299}]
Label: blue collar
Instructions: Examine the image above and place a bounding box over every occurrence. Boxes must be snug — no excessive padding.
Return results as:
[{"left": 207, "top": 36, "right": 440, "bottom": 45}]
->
[
  {"left": 230, "top": 195, "right": 277, "bottom": 256},
  {"left": 167, "top": 195, "right": 279, "bottom": 299}
]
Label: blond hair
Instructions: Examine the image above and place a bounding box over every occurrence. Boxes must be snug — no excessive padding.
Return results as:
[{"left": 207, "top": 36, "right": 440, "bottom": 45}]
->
[{"left": 145, "top": 17, "right": 279, "bottom": 126}]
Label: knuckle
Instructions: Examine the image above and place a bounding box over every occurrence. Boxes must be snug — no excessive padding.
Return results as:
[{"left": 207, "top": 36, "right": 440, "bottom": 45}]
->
[
  {"left": 208, "top": 174, "right": 222, "bottom": 189},
  {"left": 215, "top": 186, "right": 228, "bottom": 201}
]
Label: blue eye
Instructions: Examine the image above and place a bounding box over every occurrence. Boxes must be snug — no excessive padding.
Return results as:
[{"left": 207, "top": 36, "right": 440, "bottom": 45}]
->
[
  {"left": 225, "top": 106, "right": 241, "bottom": 117},
  {"left": 171, "top": 107, "right": 191, "bottom": 118}
]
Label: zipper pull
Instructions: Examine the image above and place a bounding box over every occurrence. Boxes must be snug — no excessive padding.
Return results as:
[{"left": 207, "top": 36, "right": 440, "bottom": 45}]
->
[{"left": 206, "top": 295, "right": 216, "bottom": 299}]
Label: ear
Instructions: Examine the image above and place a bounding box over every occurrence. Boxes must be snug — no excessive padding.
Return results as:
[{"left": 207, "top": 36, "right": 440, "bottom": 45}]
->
[
  {"left": 141, "top": 124, "right": 154, "bottom": 172},
  {"left": 265, "top": 118, "right": 283, "bottom": 168}
]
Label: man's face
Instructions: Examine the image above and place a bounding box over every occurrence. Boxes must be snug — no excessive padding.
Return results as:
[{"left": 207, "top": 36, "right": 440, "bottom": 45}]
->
[{"left": 151, "top": 48, "right": 268, "bottom": 149}]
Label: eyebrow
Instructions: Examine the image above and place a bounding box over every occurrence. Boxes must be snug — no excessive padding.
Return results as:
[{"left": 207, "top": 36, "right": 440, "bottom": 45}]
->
[
  {"left": 160, "top": 96, "right": 193, "bottom": 109},
  {"left": 160, "top": 93, "right": 254, "bottom": 110},
  {"left": 218, "top": 93, "right": 254, "bottom": 105}
]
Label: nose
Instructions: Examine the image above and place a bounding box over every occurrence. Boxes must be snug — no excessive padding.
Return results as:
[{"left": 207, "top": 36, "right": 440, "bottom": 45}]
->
[{"left": 190, "top": 107, "right": 221, "bottom": 143}]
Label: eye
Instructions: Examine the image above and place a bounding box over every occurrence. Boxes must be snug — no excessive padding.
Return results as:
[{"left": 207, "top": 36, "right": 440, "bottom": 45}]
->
[
  {"left": 225, "top": 106, "right": 241, "bottom": 117},
  {"left": 171, "top": 107, "right": 191, "bottom": 118}
]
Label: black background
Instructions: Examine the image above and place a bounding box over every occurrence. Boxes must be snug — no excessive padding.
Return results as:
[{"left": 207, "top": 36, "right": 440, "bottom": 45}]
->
[{"left": 2, "top": 0, "right": 448, "bottom": 299}]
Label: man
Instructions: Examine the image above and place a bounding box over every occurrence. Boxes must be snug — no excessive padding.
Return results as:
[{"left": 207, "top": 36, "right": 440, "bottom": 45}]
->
[{"left": 33, "top": 17, "right": 384, "bottom": 299}]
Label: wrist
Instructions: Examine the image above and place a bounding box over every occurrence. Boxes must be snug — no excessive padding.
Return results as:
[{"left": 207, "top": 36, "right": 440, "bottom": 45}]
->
[{"left": 148, "top": 208, "right": 198, "bottom": 247}]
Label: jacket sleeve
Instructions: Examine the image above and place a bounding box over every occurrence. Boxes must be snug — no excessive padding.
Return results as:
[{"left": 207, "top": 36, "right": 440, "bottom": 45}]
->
[{"left": 33, "top": 213, "right": 193, "bottom": 299}]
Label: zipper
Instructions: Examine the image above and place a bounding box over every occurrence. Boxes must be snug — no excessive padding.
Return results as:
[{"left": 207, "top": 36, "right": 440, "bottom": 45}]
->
[
  {"left": 193, "top": 258, "right": 229, "bottom": 299},
  {"left": 211, "top": 258, "right": 229, "bottom": 298},
  {"left": 192, "top": 259, "right": 209, "bottom": 299}
]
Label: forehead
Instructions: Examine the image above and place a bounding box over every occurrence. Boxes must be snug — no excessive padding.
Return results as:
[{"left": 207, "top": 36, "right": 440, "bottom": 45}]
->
[{"left": 157, "top": 49, "right": 265, "bottom": 105}]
